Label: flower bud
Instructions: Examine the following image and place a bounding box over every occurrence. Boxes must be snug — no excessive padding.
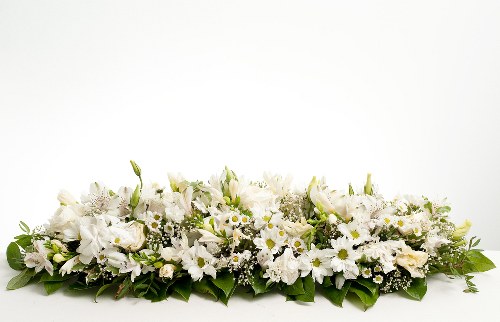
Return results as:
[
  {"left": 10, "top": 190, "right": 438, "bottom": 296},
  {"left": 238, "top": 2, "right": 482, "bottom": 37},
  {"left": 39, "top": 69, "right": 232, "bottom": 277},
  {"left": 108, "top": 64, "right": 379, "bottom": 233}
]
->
[
  {"left": 364, "top": 173, "right": 373, "bottom": 195},
  {"left": 452, "top": 219, "right": 472, "bottom": 240},
  {"left": 159, "top": 264, "right": 175, "bottom": 279},
  {"left": 130, "top": 160, "right": 141, "bottom": 177},
  {"left": 53, "top": 253, "right": 66, "bottom": 263}
]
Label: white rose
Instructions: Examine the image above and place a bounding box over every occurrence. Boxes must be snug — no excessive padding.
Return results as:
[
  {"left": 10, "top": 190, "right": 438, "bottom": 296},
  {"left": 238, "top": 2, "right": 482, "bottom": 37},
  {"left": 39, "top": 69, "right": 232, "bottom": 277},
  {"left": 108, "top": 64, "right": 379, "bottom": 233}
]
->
[
  {"left": 159, "top": 264, "right": 176, "bottom": 279},
  {"left": 396, "top": 246, "right": 428, "bottom": 278},
  {"left": 283, "top": 218, "right": 313, "bottom": 237},
  {"left": 123, "top": 222, "right": 146, "bottom": 252}
]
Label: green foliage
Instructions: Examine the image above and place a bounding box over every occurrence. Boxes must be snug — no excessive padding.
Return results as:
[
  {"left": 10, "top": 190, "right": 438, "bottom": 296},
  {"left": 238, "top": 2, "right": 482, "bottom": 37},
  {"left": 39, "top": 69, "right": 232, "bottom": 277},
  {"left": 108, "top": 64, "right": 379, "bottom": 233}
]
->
[
  {"left": 210, "top": 271, "right": 235, "bottom": 298},
  {"left": 7, "top": 268, "right": 36, "bottom": 290},
  {"left": 294, "top": 275, "right": 315, "bottom": 302},
  {"left": 192, "top": 278, "right": 219, "bottom": 300},
  {"left": 322, "top": 279, "right": 351, "bottom": 307},
  {"left": 249, "top": 270, "right": 272, "bottom": 296},
  {"left": 172, "top": 277, "right": 192, "bottom": 301},
  {"left": 6, "top": 242, "right": 24, "bottom": 270},
  {"left": 463, "top": 250, "right": 496, "bottom": 273},
  {"left": 349, "top": 283, "right": 379, "bottom": 309},
  {"left": 44, "top": 281, "right": 65, "bottom": 295},
  {"left": 404, "top": 278, "right": 427, "bottom": 301},
  {"left": 282, "top": 277, "right": 305, "bottom": 296}
]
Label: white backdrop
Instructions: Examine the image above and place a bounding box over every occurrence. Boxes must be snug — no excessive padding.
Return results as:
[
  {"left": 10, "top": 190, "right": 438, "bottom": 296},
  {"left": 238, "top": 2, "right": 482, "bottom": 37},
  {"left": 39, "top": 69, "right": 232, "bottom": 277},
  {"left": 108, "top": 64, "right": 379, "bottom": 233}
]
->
[{"left": 0, "top": 0, "right": 499, "bottom": 251}]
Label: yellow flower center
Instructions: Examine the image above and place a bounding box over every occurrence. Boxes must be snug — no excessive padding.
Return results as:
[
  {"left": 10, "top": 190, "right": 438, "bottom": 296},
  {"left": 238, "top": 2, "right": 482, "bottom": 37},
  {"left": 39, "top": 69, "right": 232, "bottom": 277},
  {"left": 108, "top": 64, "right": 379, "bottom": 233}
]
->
[
  {"left": 232, "top": 216, "right": 239, "bottom": 222},
  {"left": 338, "top": 249, "right": 348, "bottom": 260},
  {"left": 384, "top": 217, "right": 391, "bottom": 224},
  {"left": 152, "top": 222, "right": 159, "bottom": 229},
  {"left": 241, "top": 216, "right": 248, "bottom": 223},
  {"left": 350, "top": 230, "right": 360, "bottom": 239},
  {"left": 197, "top": 257, "right": 206, "bottom": 268},
  {"left": 294, "top": 241, "right": 302, "bottom": 248},
  {"left": 397, "top": 220, "right": 404, "bottom": 227},
  {"left": 266, "top": 239, "right": 276, "bottom": 249},
  {"left": 312, "top": 258, "right": 321, "bottom": 267},
  {"left": 114, "top": 237, "right": 121, "bottom": 244},
  {"left": 297, "top": 247, "right": 304, "bottom": 253},
  {"left": 278, "top": 230, "right": 285, "bottom": 236},
  {"left": 263, "top": 215, "right": 271, "bottom": 222},
  {"left": 154, "top": 214, "right": 161, "bottom": 220},
  {"left": 232, "top": 256, "right": 239, "bottom": 263},
  {"left": 267, "top": 223, "right": 274, "bottom": 229}
]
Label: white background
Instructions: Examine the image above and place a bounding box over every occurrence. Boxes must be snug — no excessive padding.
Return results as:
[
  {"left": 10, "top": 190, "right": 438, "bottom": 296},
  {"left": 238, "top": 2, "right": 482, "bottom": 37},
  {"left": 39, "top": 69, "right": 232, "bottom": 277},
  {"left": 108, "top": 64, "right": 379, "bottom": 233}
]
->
[{"left": 1, "top": 0, "right": 500, "bottom": 257}]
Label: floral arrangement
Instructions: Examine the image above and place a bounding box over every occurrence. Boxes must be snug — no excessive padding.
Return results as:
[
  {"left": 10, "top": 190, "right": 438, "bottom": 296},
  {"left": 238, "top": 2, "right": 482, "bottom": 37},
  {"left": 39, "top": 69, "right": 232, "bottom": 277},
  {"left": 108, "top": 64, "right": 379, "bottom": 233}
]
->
[{"left": 6, "top": 161, "right": 495, "bottom": 308}]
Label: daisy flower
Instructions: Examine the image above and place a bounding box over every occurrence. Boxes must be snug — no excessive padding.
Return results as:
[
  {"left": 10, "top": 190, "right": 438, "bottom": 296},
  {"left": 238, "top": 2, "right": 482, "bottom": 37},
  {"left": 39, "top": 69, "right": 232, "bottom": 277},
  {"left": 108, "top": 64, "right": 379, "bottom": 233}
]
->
[{"left": 330, "top": 236, "right": 361, "bottom": 279}]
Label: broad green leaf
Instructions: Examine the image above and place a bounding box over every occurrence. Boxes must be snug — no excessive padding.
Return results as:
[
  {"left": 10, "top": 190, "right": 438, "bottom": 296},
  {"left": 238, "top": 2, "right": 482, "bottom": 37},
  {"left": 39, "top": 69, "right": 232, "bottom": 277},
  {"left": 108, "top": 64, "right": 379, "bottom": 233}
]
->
[
  {"left": 323, "top": 281, "right": 351, "bottom": 307},
  {"left": 295, "top": 275, "right": 315, "bottom": 302},
  {"left": 7, "top": 268, "right": 36, "bottom": 290},
  {"left": 465, "top": 250, "right": 496, "bottom": 273},
  {"left": 14, "top": 235, "right": 32, "bottom": 250},
  {"left": 173, "top": 277, "right": 192, "bottom": 301},
  {"left": 193, "top": 278, "right": 219, "bottom": 300},
  {"left": 249, "top": 270, "right": 271, "bottom": 295},
  {"left": 44, "top": 281, "right": 64, "bottom": 295},
  {"left": 68, "top": 281, "right": 98, "bottom": 291},
  {"left": 349, "top": 283, "right": 379, "bottom": 309},
  {"left": 322, "top": 276, "right": 333, "bottom": 288},
  {"left": 7, "top": 242, "right": 24, "bottom": 270},
  {"left": 354, "top": 278, "right": 378, "bottom": 295},
  {"left": 282, "top": 277, "right": 305, "bottom": 296},
  {"left": 210, "top": 271, "right": 235, "bottom": 298},
  {"left": 218, "top": 284, "right": 236, "bottom": 306},
  {"left": 40, "top": 271, "right": 72, "bottom": 282},
  {"left": 404, "top": 278, "right": 427, "bottom": 300}
]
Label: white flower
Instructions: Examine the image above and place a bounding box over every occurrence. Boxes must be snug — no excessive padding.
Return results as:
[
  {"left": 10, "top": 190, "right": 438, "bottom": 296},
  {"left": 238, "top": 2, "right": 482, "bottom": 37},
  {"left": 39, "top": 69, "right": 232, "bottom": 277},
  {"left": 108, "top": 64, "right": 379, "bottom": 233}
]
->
[
  {"left": 144, "top": 211, "right": 162, "bottom": 232},
  {"left": 46, "top": 205, "right": 84, "bottom": 237},
  {"left": 253, "top": 227, "right": 287, "bottom": 254},
  {"left": 57, "top": 190, "right": 77, "bottom": 206},
  {"left": 119, "top": 254, "right": 142, "bottom": 281},
  {"left": 160, "top": 234, "right": 189, "bottom": 262},
  {"left": 373, "top": 275, "right": 383, "bottom": 284},
  {"left": 337, "top": 220, "right": 371, "bottom": 245},
  {"left": 308, "top": 178, "right": 349, "bottom": 220},
  {"left": 159, "top": 264, "right": 176, "bottom": 279},
  {"left": 181, "top": 241, "right": 217, "bottom": 281},
  {"left": 198, "top": 229, "right": 224, "bottom": 244},
  {"left": 330, "top": 237, "right": 360, "bottom": 279},
  {"left": 24, "top": 240, "right": 54, "bottom": 275},
  {"left": 119, "top": 221, "right": 146, "bottom": 252},
  {"left": 59, "top": 256, "right": 81, "bottom": 276},
  {"left": 229, "top": 250, "right": 252, "bottom": 268},
  {"left": 264, "top": 248, "right": 300, "bottom": 285},
  {"left": 257, "top": 249, "right": 274, "bottom": 269},
  {"left": 288, "top": 237, "right": 306, "bottom": 254},
  {"left": 299, "top": 245, "right": 334, "bottom": 283},
  {"left": 422, "top": 232, "right": 450, "bottom": 256},
  {"left": 282, "top": 218, "right": 313, "bottom": 238},
  {"left": 263, "top": 172, "right": 293, "bottom": 198},
  {"left": 395, "top": 245, "right": 428, "bottom": 278}
]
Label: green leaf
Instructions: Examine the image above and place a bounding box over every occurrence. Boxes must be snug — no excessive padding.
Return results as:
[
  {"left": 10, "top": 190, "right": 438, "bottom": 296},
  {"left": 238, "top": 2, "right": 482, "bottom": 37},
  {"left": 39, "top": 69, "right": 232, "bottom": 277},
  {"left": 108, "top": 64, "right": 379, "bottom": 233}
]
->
[
  {"left": 94, "top": 284, "right": 114, "bottom": 302},
  {"left": 19, "top": 221, "right": 30, "bottom": 233},
  {"left": 322, "top": 276, "right": 333, "bottom": 288},
  {"left": 323, "top": 280, "right": 351, "bottom": 307},
  {"left": 295, "top": 275, "right": 315, "bottom": 302},
  {"left": 354, "top": 278, "right": 378, "bottom": 295},
  {"left": 218, "top": 283, "right": 236, "bottom": 306},
  {"left": 44, "top": 281, "right": 64, "bottom": 295},
  {"left": 115, "top": 278, "right": 132, "bottom": 299},
  {"left": 349, "top": 283, "right": 379, "bottom": 309},
  {"left": 282, "top": 277, "right": 305, "bottom": 296},
  {"left": 404, "top": 278, "right": 427, "bottom": 301},
  {"left": 40, "top": 271, "right": 71, "bottom": 282},
  {"left": 14, "top": 235, "right": 32, "bottom": 250},
  {"left": 249, "top": 270, "right": 271, "bottom": 295},
  {"left": 210, "top": 271, "right": 235, "bottom": 298},
  {"left": 436, "top": 206, "right": 451, "bottom": 213},
  {"left": 172, "top": 277, "right": 192, "bottom": 301},
  {"left": 464, "top": 250, "right": 496, "bottom": 273},
  {"left": 7, "top": 242, "right": 24, "bottom": 270},
  {"left": 7, "top": 268, "right": 36, "bottom": 290},
  {"left": 193, "top": 278, "right": 219, "bottom": 300}
]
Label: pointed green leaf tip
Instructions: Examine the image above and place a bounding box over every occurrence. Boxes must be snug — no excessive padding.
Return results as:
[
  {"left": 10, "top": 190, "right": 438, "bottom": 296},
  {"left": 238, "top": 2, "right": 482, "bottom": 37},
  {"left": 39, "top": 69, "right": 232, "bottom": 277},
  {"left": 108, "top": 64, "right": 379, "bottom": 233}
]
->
[{"left": 130, "top": 160, "right": 141, "bottom": 177}]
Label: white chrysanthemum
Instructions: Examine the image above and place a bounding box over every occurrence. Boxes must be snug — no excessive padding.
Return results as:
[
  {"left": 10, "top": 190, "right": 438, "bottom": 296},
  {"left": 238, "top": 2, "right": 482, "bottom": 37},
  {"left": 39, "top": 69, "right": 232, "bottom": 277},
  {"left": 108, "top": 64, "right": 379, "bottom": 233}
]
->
[
  {"left": 298, "top": 245, "right": 334, "bottom": 283},
  {"left": 181, "top": 241, "right": 217, "bottom": 281},
  {"left": 330, "top": 237, "right": 360, "bottom": 279},
  {"left": 253, "top": 227, "right": 287, "bottom": 254},
  {"left": 337, "top": 220, "right": 371, "bottom": 245},
  {"left": 229, "top": 250, "right": 252, "bottom": 268},
  {"left": 264, "top": 248, "right": 300, "bottom": 285},
  {"left": 288, "top": 237, "right": 306, "bottom": 254}
]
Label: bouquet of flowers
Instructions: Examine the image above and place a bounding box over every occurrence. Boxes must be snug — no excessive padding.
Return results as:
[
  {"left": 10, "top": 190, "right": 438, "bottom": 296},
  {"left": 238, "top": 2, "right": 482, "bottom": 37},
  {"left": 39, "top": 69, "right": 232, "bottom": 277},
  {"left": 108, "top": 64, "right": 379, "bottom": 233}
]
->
[{"left": 5, "top": 161, "right": 495, "bottom": 308}]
